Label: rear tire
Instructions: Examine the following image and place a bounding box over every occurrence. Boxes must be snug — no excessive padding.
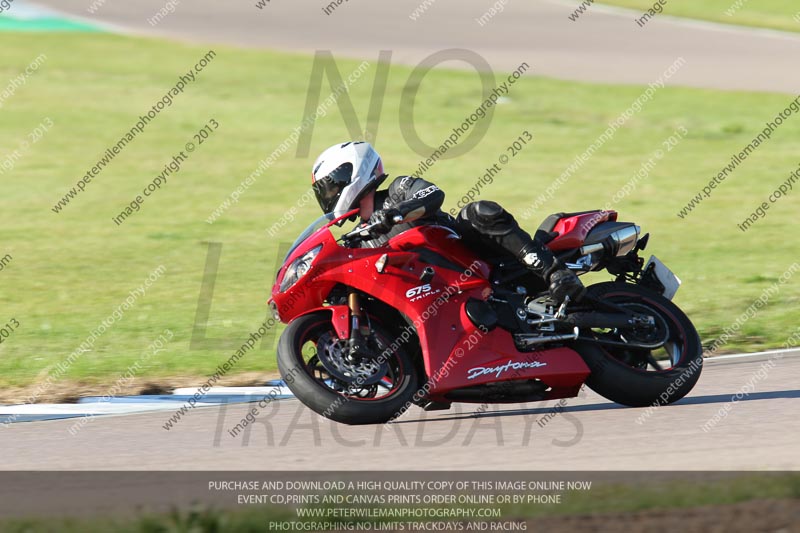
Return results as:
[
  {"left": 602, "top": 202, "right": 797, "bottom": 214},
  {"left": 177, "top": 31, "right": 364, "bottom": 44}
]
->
[
  {"left": 277, "top": 311, "right": 419, "bottom": 425},
  {"left": 575, "top": 282, "right": 703, "bottom": 407}
]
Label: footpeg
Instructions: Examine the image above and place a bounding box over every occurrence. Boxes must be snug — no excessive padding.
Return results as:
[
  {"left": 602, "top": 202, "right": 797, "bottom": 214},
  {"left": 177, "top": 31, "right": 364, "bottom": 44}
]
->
[{"left": 514, "top": 327, "right": 579, "bottom": 349}]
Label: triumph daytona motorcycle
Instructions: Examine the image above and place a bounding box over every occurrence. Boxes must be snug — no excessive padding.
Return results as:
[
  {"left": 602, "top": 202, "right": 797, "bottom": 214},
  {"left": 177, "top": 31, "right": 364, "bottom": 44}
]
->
[{"left": 269, "top": 208, "right": 702, "bottom": 425}]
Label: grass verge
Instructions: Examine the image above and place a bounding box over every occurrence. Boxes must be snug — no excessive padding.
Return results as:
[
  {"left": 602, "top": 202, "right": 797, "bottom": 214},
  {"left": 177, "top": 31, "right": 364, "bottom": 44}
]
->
[{"left": 599, "top": 0, "right": 800, "bottom": 33}]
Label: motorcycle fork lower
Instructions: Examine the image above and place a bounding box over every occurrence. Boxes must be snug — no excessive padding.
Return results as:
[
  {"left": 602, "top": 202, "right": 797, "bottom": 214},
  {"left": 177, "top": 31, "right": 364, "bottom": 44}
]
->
[{"left": 347, "top": 291, "right": 371, "bottom": 353}]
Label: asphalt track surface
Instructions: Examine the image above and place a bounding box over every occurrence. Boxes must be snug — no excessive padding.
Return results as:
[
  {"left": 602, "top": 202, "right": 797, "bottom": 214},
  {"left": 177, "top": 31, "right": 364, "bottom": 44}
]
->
[
  {"left": 34, "top": 0, "right": 800, "bottom": 94},
  {"left": 2, "top": 351, "right": 797, "bottom": 470}
]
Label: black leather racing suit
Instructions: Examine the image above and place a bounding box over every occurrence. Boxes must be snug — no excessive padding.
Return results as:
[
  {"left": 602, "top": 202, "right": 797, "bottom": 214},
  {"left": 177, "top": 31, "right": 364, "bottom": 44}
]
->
[{"left": 361, "top": 175, "right": 564, "bottom": 284}]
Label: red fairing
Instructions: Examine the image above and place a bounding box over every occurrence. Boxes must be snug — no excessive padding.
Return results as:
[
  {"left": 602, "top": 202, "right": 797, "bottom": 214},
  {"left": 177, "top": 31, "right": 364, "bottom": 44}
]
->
[
  {"left": 271, "top": 209, "right": 590, "bottom": 403},
  {"left": 547, "top": 210, "right": 618, "bottom": 251},
  {"left": 421, "top": 304, "right": 589, "bottom": 403},
  {"left": 388, "top": 225, "right": 492, "bottom": 277}
]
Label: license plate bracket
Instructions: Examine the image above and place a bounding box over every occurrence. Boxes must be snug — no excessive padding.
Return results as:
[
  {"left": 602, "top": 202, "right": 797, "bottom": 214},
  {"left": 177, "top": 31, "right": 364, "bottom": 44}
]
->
[{"left": 642, "top": 256, "right": 682, "bottom": 300}]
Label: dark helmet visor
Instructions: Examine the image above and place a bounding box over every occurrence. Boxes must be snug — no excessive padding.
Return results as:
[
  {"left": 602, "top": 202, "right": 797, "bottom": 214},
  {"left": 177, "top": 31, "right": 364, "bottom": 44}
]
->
[{"left": 312, "top": 163, "right": 353, "bottom": 214}]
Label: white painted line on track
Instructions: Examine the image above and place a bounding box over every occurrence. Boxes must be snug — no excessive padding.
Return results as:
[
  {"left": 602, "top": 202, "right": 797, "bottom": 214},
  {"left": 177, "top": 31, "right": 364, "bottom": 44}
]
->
[
  {"left": 171, "top": 385, "right": 290, "bottom": 396},
  {"left": 705, "top": 349, "right": 800, "bottom": 362},
  {"left": 0, "top": 384, "right": 295, "bottom": 424}
]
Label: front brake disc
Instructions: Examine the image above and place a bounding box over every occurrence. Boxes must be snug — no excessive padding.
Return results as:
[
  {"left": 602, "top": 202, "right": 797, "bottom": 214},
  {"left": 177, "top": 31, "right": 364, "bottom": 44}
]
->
[{"left": 315, "top": 332, "right": 389, "bottom": 386}]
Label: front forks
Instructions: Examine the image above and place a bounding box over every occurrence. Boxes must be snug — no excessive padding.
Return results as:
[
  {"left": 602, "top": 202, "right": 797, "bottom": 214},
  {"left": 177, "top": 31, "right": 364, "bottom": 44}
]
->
[{"left": 347, "top": 291, "right": 372, "bottom": 358}]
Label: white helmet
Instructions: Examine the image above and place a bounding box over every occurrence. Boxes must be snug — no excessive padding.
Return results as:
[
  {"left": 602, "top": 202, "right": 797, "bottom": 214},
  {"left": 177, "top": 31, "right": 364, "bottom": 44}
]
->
[{"left": 311, "top": 142, "right": 386, "bottom": 217}]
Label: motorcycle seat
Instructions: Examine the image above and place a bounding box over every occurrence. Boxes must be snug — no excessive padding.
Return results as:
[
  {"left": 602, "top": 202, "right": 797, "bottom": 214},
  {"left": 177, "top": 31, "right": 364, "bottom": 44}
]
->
[
  {"left": 538, "top": 210, "right": 602, "bottom": 234},
  {"left": 536, "top": 210, "right": 605, "bottom": 244}
]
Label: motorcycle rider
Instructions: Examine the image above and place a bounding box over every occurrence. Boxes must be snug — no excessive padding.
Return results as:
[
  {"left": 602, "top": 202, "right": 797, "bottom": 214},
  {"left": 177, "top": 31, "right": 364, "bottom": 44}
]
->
[{"left": 310, "top": 141, "right": 585, "bottom": 302}]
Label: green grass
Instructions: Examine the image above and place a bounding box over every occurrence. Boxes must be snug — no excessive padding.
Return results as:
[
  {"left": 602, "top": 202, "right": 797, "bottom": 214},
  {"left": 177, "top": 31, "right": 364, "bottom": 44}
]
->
[
  {"left": 599, "top": 0, "right": 800, "bottom": 33},
  {"left": 1, "top": 32, "right": 800, "bottom": 392}
]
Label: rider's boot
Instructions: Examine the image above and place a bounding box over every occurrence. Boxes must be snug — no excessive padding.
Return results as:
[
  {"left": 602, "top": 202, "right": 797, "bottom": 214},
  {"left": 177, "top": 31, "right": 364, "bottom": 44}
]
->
[{"left": 457, "top": 201, "right": 585, "bottom": 302}]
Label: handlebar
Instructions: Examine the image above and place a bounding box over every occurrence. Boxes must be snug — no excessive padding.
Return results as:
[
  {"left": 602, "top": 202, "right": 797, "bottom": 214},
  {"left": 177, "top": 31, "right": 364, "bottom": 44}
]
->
[{"left": 341, "top": 214, "right": 404, "bottom": 243}]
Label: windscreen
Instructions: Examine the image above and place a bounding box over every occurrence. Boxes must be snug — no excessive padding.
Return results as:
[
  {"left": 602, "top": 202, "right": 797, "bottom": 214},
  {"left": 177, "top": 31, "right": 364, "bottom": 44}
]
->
[{"left": 282, "top": 213, "right": 335, "bottom": 262}]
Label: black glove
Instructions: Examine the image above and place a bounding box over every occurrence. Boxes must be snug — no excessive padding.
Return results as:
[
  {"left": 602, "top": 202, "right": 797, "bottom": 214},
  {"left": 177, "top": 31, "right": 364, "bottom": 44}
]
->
[
  {"left": 369, "top": 208, "right": 402, "bottom": 235},
  {"left": 549, "top": 269, "right": 585, "bottom": 303}
]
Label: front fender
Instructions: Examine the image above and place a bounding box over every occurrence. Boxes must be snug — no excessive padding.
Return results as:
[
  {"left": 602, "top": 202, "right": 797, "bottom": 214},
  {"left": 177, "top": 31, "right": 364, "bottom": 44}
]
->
[{"left": 288, "top": 305, "right": 351, "bottom": 340}]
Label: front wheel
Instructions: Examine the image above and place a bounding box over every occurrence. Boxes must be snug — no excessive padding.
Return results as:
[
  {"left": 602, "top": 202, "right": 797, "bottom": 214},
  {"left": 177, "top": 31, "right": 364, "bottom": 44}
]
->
[
  {"left": 277, "top": 311, "right": 419, "bottom": 425},
  {"left": 574, "top": 282, "right": 703, "bottom": 407}
]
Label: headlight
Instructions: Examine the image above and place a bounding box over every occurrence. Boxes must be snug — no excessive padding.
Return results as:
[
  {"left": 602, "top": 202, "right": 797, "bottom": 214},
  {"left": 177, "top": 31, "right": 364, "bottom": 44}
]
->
[
  {"left": 279, "top": 245, "right": 322, "bottom": 292},
  {"left": 268, "top": 299, "right": 280, "bottom": 320}
]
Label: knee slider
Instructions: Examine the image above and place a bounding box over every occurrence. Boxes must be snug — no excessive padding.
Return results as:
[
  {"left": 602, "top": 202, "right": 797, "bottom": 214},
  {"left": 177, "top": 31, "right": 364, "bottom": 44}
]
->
[
  {"left": 468, "top": 201, "right": 515, "bottom": 235},
  {"left": 473, "top": 200, "right": 504, "bottom": 220}
]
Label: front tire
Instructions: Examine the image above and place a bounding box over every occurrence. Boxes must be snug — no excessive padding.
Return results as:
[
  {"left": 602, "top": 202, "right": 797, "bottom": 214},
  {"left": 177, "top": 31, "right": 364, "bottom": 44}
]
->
[
  {"left": 277, "top": 311, "right": 419, "bottom": 425},
  {"left": 575, "top": 282, "right": 703, "bottom": 407}
]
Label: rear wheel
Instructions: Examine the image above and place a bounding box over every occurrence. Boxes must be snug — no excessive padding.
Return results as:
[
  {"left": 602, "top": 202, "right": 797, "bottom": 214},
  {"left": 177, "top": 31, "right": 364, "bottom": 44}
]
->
[
  {"left": 575, "top": 282, "right": 703, "bottom": 407},
  {"left": 277, "top": 311, "right": 419, "bottom": 425}
]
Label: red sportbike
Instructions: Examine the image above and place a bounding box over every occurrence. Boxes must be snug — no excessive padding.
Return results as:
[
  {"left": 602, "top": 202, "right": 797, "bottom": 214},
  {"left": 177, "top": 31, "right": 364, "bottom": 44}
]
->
[{"left": 269, "top": 208, "right": 702, "bottom": 425}]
